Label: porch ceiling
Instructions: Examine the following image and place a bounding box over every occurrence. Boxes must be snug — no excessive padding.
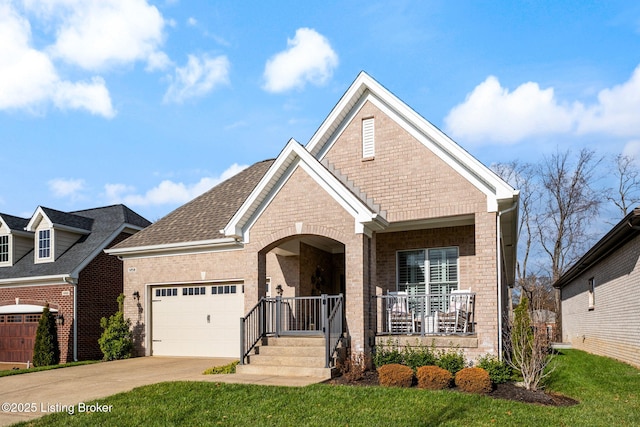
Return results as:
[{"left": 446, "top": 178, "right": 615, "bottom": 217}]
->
[{"left": 271, "top": 236, "right": 345, "bottom": 257}]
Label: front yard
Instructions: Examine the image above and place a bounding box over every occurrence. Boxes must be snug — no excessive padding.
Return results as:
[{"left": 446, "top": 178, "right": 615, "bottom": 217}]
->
[{"left": 13, "top": 350, "right": 640, "bottom": 426}]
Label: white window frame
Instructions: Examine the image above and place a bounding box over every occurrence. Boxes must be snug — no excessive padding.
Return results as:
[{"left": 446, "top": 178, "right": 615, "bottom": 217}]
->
[
  {"left": 396, "top": 247, "right": 459, "bottom": 294},
  {"left": 588, "top": 277, "right": 595, "bottom": 310},
  {"left": 0, "top": 235, "right": 9, "bottom": 265},
  {"left": 37, "top": 229, "right": 52, "bottom": 262}
]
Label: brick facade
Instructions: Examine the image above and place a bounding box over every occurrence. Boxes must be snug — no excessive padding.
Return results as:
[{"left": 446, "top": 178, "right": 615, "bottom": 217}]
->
[
  {"left": 0, "top": 231, "right": 133, "bottom": 363},
  {"left": 119, "top": 75, "right": 515, "bottom": 363},
  {"left": 561, "top": 236, "right": 640, "bottom": 368}
]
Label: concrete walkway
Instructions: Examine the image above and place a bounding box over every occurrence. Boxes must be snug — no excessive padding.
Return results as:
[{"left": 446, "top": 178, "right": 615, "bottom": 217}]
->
[{"left": 0, "top": 357, "right": 325, "bottom": 426}]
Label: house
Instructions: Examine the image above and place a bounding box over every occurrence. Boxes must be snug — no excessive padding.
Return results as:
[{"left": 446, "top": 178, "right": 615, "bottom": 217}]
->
[
  {"left": 0, "top": 205, "right": 151, "bottom": 364},
  {"left": 107, "top": 72, "right": 519, "bottom": 377},
  {"left": 554, "top": 207, "right": 640, "bottom": 368}
]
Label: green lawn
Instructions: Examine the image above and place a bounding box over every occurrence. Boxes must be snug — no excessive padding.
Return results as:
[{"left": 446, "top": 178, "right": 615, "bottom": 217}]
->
[{"left": 13, "top": 350, "right": 640, "bottom": 427}]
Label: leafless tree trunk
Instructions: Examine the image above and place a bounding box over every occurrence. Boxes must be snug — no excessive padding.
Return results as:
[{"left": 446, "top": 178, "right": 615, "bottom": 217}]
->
[
  {"left": 606, "top": 154, "right": 640, "bottom": 218},
  {"left": 536, "top": 148, "right": 602, "bottom": 340}
]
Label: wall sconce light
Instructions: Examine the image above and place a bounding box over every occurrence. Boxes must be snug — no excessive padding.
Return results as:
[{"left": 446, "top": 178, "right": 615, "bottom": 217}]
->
[
  {"left": 132, "top": 291, "right": 140, "bottom": 301},
  {"left": 56, "top": 314, "right": 64, "bottom": 326},
  {"left": 275, "top": 284, "right": 283, "bottom": 296}
]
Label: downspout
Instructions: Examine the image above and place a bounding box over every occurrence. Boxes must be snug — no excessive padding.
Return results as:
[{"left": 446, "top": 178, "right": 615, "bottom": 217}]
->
[{"left": 497, "top": 202, "right": 517, "bottom": 361}]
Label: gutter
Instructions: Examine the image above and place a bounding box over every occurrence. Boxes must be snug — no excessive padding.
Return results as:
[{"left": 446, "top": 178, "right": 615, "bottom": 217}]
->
[
  {"left": 497, "top": 201, "right": 518, "bottom": 361},
  {"left": 64, "top": 276, "right": 79, "bottom": 362}
]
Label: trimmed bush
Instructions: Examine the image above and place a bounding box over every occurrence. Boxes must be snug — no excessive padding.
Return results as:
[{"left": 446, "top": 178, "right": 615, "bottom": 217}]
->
[
  {"left": 455, "top": 367, "right": 492, "bottom": 394},
  {"left": 377, "top": 363, "right": 414, "bottom": 387},
  {"left": 32, "top": 305, "right": 60, "bottom": 367},
  {"left": 416, "top": 365, "right": 452, "bottom": 390},
  {"left": 477, "top": 354, "right": 513, "bottom": 385}
]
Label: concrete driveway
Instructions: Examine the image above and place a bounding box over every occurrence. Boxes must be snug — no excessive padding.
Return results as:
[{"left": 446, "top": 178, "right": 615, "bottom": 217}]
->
[
  {"left": 0, "top": 357, "right": 232, "bottom": 426},
  {"left": 0, "top": 356, "right": 325, "bottom": 426}
]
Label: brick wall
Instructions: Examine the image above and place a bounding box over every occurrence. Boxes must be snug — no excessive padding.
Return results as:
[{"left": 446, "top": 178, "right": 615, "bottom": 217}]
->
[
  {"left": 0, "top": 286, "right": 74, "bottom": 363},
  {"left": 75, "top": 232, "right": 131, "bottom": 360},
  {"left": 561, "top": 235, "right": 640, "bottom": 368}
]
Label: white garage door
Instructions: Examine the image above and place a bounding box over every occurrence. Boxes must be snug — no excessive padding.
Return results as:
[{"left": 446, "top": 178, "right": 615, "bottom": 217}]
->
[{"left": 151, "top": 283, "right": 243, "bottom": 358}]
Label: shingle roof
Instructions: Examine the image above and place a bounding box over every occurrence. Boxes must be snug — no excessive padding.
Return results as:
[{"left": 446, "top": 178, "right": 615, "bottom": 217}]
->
[
  {"left": 40, "top": 207, "right": 94, "bottom": 231},
  {"left": 0, "top": 204, "right": 151, "bottom": 281},
  {"left": 0, "top": 213, "right": 29, "bottom": 232},
  {"left": 112, "top": 159, "right": 275, "bottom": 249}
]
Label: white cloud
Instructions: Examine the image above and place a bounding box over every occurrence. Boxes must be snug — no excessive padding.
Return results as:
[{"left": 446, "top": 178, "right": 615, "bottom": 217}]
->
[
  {"left": 444, "top": 76, "right": 578, "bottom": 144},
  {"left": 577, "top": 65, "right": 640, "bottom": 137},
  {"left": 25, "top": 0, "right": 168, "bottom": 71},
  {"left": 622, "top": 140, "right": 640, "bottom": 162},
  {"left": 163, "top": 54, "right": 230, "bottom": 104},
  {"left": 187, "top": 17, "right": 197, "bottom": 26},
  {"left": 263, "top": 28, "right": 338, "bottom": 93},
  {"left": 0, "top": 2, "right": 115, "bottom": 117},
  {"left": 48, "top": 178, "right": 85, "bottom": 198},
  {"left": 445, "top": 65, "right": 640, "bottom": 145},
  {"left": 105, "top": 163, "right": 248, "bottom": 207}
]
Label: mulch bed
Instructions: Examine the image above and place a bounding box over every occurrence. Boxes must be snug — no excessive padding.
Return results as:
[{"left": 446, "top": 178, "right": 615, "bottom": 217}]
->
[{"left": 327, "top": 371, "right": 578, "bottom": 407}]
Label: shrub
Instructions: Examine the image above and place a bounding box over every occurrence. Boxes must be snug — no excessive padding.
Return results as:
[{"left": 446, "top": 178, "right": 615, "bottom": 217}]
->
[
  {"left": 99, "top": 294, "right": 133, "bottom": 361},
  {"left": 436, "top": 348, "right": 465, "bottom": 375},
  {"left": 373, "top": 340, "right": 403, "bottom": 367},
  {"left": 402, "top": 343, "right": 437, "bottom": 371},
  {"left": 477, "top": 354, "right": 513, "bottom": 384},
  {"left": 203, "top": 361, "right": 239, "bottom": 375},
  {"left": 416, "top": 365, "right": 452, "bottom": 390},
  {"left": 341, "top": 351, "right": 368, "bottom": 382},
  {"left": 455, "top": 367, "right": 492, "bottom": 394},
  {"left": 377, "top": 363, "right": 414, "bottom": 387},
  {"left": 32, "top": 305, "right": 60, "bottom": 367}
]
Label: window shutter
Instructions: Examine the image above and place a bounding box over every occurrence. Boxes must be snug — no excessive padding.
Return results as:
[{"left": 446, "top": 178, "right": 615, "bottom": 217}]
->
[{"left": 362, "top": 118, "right": 374, "bottom": 158}]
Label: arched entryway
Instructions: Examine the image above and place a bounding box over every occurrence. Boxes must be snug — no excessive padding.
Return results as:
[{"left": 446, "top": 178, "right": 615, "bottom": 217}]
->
[{"left": 260, "top": 234, "right": 345, "bottom": 299}]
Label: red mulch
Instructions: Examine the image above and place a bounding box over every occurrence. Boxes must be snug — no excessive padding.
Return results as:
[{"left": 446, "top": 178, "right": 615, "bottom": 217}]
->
[{"left": 327, "top": 371, "right": 578, "bottom": 407}]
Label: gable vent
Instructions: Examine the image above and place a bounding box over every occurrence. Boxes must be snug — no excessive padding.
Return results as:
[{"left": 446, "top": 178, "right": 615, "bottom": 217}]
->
[{"left": 362, "top": 117, "right": 375, "bottom": 159}]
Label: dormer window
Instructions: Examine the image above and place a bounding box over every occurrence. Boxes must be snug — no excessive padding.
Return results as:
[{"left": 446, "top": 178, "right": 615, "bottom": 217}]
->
[
  {"left": 0, "top": 235, "right": 8, "bottom": 264},
  {"left": 38, "top": 229, "right": 51, "bottom": 260}
]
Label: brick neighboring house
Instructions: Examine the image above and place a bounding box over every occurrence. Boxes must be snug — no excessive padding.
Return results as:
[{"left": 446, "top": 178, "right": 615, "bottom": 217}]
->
[
  {"left": 554, "top": 207, "right": 640, "bottom": 368},
  {"left": 108, "top": 72, "right": 519, "bottom": 375},
  {"left": 0, "top": 205, "right": 151, "bottom": 363}
]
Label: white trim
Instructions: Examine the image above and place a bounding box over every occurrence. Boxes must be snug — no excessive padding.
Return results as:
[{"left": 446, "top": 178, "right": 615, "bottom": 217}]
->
[
  {"left": 0, "top": 304, "right": 58, "bottom": 314},
  {"left": 0, "top": 274, "right": 72, "bottom": 287},
  {"left": 223, "top": 138, "right": 388, "bottom": 242},
  {"left": 105, "top": 237, "right": 243, "bottom": 259},
  {"left": 306, "top": 72, "right": 518, "bottom": 212},
  {"left": 362, "top": 117, "right": 375, "bottom": 159}
]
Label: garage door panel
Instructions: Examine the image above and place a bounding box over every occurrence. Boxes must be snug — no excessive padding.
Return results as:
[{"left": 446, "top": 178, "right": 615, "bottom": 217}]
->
[{"left": 151, "top": 285, "right": 243, "bottom": 358}]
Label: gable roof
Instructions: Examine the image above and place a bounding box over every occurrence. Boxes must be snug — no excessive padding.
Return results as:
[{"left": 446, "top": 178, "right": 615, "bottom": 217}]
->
[
  {"left": 222, "top": 139, "right": 389, "bottom": 241},
  {"left": 554, "top": 207, "right": 640, "bottom": 289},
  {"left": 108, "top": 159, "right": 275, "bottom": 255},
  {"left": 0, "top": 213, "right": 30, "bottom": 234},
  {"left": 26, "top": 206, "right": 94, "bottom": 234},
  {"left": 307, "top": 71, "right": 518, "bottom": 212},
  {"left": 0, "top": 204, "right": 150, "bottom": 284}
]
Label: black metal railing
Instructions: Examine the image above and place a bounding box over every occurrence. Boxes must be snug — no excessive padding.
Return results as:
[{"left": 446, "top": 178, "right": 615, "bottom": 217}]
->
[
  {"left": 375, "top": 291, "right": 476, "bottom": 336},
  {"left": 240, "top": 294, "right": 344, "bottom": 367}
]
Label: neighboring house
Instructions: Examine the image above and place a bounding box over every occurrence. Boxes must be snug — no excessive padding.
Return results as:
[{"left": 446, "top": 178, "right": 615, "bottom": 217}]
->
[
  {"left": 108, "top": 72, "right": 519, "bottom": 376},
  {"left": 0, "top": 205, "right": 151, "bottom": 363},
  {"left": 554, "top": 207, "right": 640, "bottom": 368}
]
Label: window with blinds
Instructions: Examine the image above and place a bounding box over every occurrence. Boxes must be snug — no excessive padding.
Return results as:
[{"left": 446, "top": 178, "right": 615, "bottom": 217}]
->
[
  {"left": 397, "top": 247, "right": 459, "bottom": 311},
  {"left": 362, "top": 117, "right": 375, "bottom": 158}
]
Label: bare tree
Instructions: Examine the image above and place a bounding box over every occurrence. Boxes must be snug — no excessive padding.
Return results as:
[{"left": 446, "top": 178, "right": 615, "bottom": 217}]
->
[
  {"left": 606, "top": 154, "right": 640, "bottom": 217},
  {"left": 536, "top": 148, "right": 603, "bottom": 282}
]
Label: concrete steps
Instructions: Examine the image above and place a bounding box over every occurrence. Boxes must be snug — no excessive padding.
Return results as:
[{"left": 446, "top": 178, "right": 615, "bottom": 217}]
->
[{"left": 236, "top": 335, "right": 335, "bottom": 380}]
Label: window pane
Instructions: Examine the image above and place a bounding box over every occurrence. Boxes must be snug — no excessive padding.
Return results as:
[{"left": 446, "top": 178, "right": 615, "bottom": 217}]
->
[{"left": 397, "top": 250, "right": 426, "bottom": 293}]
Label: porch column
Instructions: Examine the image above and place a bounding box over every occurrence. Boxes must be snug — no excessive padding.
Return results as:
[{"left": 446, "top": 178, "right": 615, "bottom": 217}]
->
[{"left": 345, "top": 233, "right": 373, "bottom": 360}]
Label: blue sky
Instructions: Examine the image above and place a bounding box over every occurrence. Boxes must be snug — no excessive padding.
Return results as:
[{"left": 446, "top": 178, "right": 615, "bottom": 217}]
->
[{"left": 1, "top": 0, "right": 640, "bottom": 222}]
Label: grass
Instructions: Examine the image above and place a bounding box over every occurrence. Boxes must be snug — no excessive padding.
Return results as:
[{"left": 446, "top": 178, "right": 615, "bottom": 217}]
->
[
  {"left": 12, "top": 349, "right": 640, "bottom": 426},
  {"left": 0, "top": 360, "right": 98, "bottom": 378}
]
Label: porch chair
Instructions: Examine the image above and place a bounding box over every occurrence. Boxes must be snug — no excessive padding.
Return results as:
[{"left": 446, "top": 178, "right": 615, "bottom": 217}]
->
[
  {"left": 387, "top": 291, "right": 415, "bottom": 334},
  {"left": 437, "top": 289, "right": 474, "bottom": 334}
]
